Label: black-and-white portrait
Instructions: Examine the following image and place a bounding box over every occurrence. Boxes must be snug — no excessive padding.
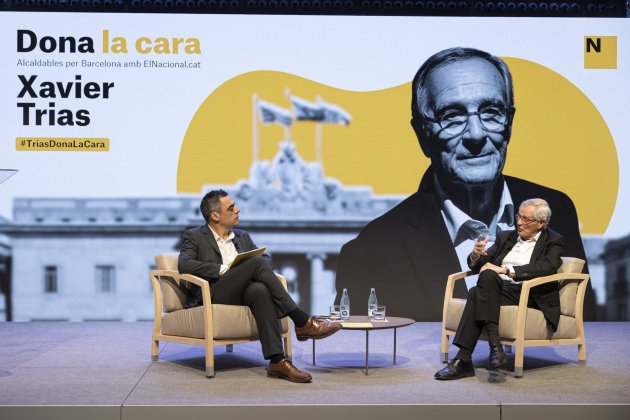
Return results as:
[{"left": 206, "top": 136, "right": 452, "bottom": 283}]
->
[{"left": 335, "top": 47, "right": 595, "bottom": 321}]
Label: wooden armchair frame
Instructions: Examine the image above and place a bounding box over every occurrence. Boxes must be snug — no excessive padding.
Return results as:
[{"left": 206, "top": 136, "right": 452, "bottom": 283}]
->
[
  {"left": 440, "top": 266, "right": 589, "bottom": 377},
  {"left": 150, "top": 269, "right": 293, "bottom": 378}
]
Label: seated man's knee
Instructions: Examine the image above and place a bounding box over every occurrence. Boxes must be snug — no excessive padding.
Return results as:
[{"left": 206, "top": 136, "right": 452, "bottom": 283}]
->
[
  {"left": 243, "top": 255, "right": 272, "bottom": 270},
  {"left": 244, "top": 282, "right": 270, "bottom": 300},
  {"left": 251, "top": 255, "right": 268, "bottom": 265},
  {"left": 477, "top": 270, "right": 499, "bottom": 287}
]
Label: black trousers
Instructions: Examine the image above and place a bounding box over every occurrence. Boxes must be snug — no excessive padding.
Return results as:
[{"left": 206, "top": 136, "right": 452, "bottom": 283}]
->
[
  {"left": 210, "top": 256, "right": 298, "bottom": 359},
  {"left": 453, "top": 270, "right": 538, "bottom": 352}
]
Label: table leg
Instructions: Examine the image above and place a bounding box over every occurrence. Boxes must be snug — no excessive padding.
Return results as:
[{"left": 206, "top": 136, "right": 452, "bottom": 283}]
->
[
  {"left": 312, "top": 339, "right": 315, "bottom": 366},
  {"left": 394, "top": 327, "right": 398, "bottom": 365},
  {"left": 365, "top": 330, "right": 369, "bottom": 375}
]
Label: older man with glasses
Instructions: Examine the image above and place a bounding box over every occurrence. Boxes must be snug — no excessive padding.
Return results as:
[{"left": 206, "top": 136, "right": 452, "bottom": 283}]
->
[
  {"left": 434, "top": 198, "right": 564, "bottom": 380},
  {"left": 336, "top": 47, "right": 593, "bottom": 322}
]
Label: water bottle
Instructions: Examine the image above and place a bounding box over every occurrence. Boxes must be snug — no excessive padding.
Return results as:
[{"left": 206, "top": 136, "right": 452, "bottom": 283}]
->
[
  {"left": 367, "top": 288, "right": 378, "bottom": 320},
  {"left": 340, "top": 288, "right": 350, "bottom": 320}
]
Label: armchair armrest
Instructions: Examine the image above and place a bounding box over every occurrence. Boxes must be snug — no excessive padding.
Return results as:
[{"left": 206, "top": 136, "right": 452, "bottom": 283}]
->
[
  {"left": 515, "top": 272, "right": 590, "bottom": 335},
  {"left": 442, "top": 270, "right": 475, "bottom": 324},
  {"left": 180, "top": 273, "right": 212, "bottom": 290},
  {"left": 150, "top": 269, "right": 180, "bottom": 282},
  {"left": 150, "top": 270, "right": 213, "bottom": 323},
  {"left": 520, "top": 272, "right": 589, "bottom": 291},
  {"left": 180, "top": 273, "right": 214, "bottom": 341},
  {"left": 150, "top": 270, "right": 182, "bottom": 313}
]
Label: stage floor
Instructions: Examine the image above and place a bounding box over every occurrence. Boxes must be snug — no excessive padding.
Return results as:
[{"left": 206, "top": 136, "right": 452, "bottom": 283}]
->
[{"left": 0, "top": 321, "right": 628, "bottom": 420}]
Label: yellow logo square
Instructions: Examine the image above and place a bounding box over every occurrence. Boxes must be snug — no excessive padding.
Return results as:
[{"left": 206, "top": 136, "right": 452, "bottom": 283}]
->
[{"left": 584, "top": 36, "right": 617, "bottom": 69}]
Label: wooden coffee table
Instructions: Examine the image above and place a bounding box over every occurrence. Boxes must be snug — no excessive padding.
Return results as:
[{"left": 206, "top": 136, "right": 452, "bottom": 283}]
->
[{"left": 311, "top": 315, "right": 415, "bottom": 375}]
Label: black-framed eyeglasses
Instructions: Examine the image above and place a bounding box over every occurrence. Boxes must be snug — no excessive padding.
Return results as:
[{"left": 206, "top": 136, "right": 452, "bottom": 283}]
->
[{"left": 423, "top": 105, "right": 514, "bottom": 137}]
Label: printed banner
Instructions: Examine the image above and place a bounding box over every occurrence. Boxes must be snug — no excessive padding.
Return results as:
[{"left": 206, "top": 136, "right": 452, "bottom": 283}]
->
[{"left": 0, "top": 13, "right": 627, "bottom": 321}]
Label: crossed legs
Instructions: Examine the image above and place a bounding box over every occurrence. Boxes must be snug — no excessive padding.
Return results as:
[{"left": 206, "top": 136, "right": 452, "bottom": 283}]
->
[
  {"left": 212, "top": 256, "right": 298, "bottom": 359},
  {"left": 436, "top": 270, "right": 534, "bottom": 380},
  {"left": 453, "top": 270, "right": 518, "bottom": 351},
  {"left": 192, "top": 256, "right": 340, "bottom": 382}
]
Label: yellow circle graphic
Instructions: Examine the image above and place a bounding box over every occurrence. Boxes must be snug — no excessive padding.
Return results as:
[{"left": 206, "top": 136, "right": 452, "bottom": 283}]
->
[{"left": 178, "top": 59, "right": 617, "bottom": 234}]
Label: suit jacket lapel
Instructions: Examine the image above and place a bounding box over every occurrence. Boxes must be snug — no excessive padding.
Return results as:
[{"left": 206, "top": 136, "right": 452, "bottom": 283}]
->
[
  {"left": 232, "top": 231, "right": 244, "bottom": 253},
  {"left": 496, "top": 231, "right": 519, "bottom": 264},
  {"left": 529, "top": 229, "right": 548, "bottom": 262},
  {"left": 201, "top": 224, "right": 221, "bottom": 257},
  {"left": 401, "top": 172, "right": 465, "bottom": 298},
  {"left": 403, "top": 173, "right": 458, "bottom": 273}
]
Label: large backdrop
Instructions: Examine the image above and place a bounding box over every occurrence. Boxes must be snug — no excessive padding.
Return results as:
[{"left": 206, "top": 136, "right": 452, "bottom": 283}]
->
[{"left": 0, "top": 13, "right": 627, "bottom": 321}]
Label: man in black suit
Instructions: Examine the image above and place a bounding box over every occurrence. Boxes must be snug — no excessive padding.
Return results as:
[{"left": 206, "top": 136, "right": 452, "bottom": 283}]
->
[
  {"left": 178, "top": 189, "right": 341, "bottom": 383},
  {"left": 435, "top": 198, "right": 564, "bottom": 379},
  {"left": 335, "top": 47, "right": 594, "bottom": 321}
]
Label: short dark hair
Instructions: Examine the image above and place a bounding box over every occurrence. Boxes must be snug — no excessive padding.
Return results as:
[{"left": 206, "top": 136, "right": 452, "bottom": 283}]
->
[
  {"left": 200, "top": 189, "right": 228, "bottom": 222},
  {"left": 411, "top": 47, "right": 514, "bottom": 122}
]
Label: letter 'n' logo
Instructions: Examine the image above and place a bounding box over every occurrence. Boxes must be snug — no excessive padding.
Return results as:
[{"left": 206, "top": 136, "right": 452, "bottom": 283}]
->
[{"left": 584, "top": 36, "right": 617, "bottom": 69}]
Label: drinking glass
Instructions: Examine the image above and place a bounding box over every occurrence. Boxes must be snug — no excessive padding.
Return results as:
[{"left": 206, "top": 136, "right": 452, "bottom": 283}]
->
[
  {"left": 329, "top": 305, "right": 341, "bottom": 321},
  {"left": 372, "top": 305, "right": 386, "bottom": 321}
]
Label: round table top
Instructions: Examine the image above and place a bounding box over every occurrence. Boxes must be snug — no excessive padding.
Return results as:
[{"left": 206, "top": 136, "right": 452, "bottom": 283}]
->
[{"left": 334, "top": 315, "right": 415, "bottom": 330}]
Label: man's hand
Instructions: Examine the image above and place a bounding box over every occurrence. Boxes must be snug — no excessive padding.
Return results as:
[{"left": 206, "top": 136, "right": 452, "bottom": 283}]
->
[
  {"left": 479, "top": 263, "right": 508, "bottom": 275},
  {"left": 470, "top": 234, "right": 490, "bottom": 260}
]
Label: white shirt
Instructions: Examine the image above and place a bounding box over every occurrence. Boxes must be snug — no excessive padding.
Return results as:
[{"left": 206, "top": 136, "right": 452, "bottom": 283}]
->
[
  {"left": 209, "top": 226, "right": 238, "bottom": 275},
  {"left": 499, "top": 231, "right": 542, "bottom": 284},
  {"left": 434, "top": 175, "right": 515, "bottom": 289}
]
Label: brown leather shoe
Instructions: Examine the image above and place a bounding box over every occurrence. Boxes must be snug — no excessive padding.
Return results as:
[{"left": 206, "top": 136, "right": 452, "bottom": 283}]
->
[
  {"left": 295, "top": 316, "right": 343, "bottom": 342},
  {"left": 267, "top": 359, "right": 312, "bottom": 383}
]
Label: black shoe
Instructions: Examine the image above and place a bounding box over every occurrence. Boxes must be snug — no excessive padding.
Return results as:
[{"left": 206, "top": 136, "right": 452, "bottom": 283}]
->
[
  {"left": 434, "top": 358, "right": 475, "bottom": 380},
  {"left": 489, "top": 344, "right": 507, "bottom": 368}
]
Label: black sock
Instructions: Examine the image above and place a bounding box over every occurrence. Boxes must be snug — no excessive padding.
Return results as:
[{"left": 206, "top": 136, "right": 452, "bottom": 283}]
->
[
  {"left": 455, "top": 347, "right": 472, "bottom": 363},
  {"left": 269, "top": 354, "right": 284, "bottom": 364},
  {"left": 288, "top": 308, "right": 310, "bottom": 328},
  {"left": 486, "top": 321, "right": 501, "bottom": 347}
]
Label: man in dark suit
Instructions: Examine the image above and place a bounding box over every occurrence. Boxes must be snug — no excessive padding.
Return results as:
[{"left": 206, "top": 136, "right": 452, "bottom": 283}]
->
[
  {"left": 335, "top": 47, "right": 594, "bottom": 321},
  {"left": 435, "top": 198, "right": 564, "bottom": 380},
  {"left": 178, "top": 189, "right": 341, "bottom": 383}
]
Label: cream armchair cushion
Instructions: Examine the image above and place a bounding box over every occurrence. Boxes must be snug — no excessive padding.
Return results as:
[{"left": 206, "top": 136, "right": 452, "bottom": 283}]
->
[{"left": 162, "top": 304, "right": 289, "bottom": 340}]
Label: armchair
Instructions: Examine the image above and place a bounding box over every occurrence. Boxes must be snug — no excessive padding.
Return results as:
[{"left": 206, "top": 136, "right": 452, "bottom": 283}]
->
[
  {"left": 150, "top": 252, "right": 292, "bottom": 377},
  {"left": 440, "top": 257, "right": 589, "bottom": 377}
]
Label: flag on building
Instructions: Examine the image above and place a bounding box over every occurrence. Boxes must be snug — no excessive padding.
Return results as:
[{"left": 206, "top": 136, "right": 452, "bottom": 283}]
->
[
  {"left": 318, "top": 98, "right": 351, "bottom": 125},
  {"left": 290, "top": 95, "right": 325, "bottom": 121},
  {"left": 257, "top": 99, "right": 293, "bottom": 126}
]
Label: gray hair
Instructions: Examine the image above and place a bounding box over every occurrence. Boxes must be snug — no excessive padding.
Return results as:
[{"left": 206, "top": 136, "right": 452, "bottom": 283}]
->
[
  {"left": 411, "top": 47, "right": 514, "bottom": 120},
  {"left": 520, "top": 198, "right": 552, "bottom": 227}
]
